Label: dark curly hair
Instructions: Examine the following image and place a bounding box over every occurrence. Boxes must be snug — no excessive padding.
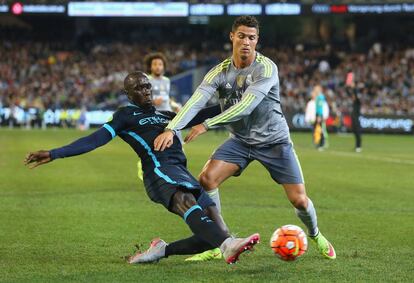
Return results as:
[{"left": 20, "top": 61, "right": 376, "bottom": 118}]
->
[
  {"left": 232, "top": 16, "right": 260, "bottom": 35},
  {"left": 143, "top": 52, "right": 167, "bottom": 74}
]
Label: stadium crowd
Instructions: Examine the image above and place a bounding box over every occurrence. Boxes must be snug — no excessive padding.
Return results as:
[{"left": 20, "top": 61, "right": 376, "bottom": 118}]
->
[{"left": 1, "top": 40, "right": 413, "bottom": 121}]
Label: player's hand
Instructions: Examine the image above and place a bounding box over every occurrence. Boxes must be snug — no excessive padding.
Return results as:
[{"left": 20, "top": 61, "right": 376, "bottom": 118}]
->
[
  {"left": 184, "top": 124, "right": 207, "bottom": 144},
  {"left": 154, "top": 130, "right": 174, "bottom": 151},
  {"left": 24, "top": 150, "right": 52, "bottom": 169}
]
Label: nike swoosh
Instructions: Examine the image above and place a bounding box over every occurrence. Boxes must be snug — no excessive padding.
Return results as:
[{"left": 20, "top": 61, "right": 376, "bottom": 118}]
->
[
  {"left": 327, "top": 243, "right": 335, "bottom": 257},
  {"left": 133, "top": 112, "right": 141, "bottom": 116}
]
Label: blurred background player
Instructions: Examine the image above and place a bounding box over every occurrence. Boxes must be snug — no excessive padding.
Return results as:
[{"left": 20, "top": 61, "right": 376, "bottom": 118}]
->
[
  {"left": 313, "top": 85, "right": 330, "bottom": 150},
  {"left": 345, "top": 71, "right": 362, "bottom": 152},
  {"left": 155, "top": 16, "right": 336, "bottom": 261},
  {"left": 145, "top": 53, "right": 181, "bottom": 112},
  {"left": 305, "top": 91, "right": 316, "bottom": 141},
  {"left": 144, "top": 52, "right": 173, "bottom": 112},
  {"left": 345, "top": 74, "right": 362, "bottom": 152},
  {"left": 24, "top": 71, "right": 259, "bottom": 265},
  {"left": 351, "top": 90, "right": 362, "bottom": 152}
]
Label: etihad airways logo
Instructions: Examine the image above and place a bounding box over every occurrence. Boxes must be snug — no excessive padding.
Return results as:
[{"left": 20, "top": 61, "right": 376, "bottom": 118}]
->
[{"left": 139, "top": 116, "right": 169, "bottom": 125}]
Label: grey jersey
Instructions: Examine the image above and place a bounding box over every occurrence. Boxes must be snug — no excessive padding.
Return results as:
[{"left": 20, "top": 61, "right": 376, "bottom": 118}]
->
[
  {"left": 149, "top": 75, "right": 172, "bottom": 111},
  {"left": 166, "top": 53, "right": 290, "bottom": 146}
]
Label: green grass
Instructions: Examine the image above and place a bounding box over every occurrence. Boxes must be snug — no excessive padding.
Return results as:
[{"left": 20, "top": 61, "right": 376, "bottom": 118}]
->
[{"left": 1, "top": 129, "right": 413, "bottom": 282}]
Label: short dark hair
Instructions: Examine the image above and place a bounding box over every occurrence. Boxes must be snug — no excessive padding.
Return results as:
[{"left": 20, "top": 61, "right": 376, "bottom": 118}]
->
[
  {"left": 143, "top": 52, "right": 167, "bottom": 74},
  {"left": 232, "top": 16, "right": 260, "bottom": 35}
]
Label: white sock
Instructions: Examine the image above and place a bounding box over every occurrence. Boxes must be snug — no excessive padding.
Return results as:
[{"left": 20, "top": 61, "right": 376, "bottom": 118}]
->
[
  {"left": 219, "top": 236, "right": 232, "bottom": 254},
  {"left": 207, "top": 188, "right": 221, "bottom": 213},
  {"left": 295, "top": 198, "right": 319, "bottom": 237}
]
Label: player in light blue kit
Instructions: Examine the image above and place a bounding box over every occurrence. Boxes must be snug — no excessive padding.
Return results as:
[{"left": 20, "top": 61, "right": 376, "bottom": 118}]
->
[
  {"left": 155, "top": 16, "right": 336, "bottom": 261},
  {"left": 314, "top": 85, "right": 329, "bottom": 150}
]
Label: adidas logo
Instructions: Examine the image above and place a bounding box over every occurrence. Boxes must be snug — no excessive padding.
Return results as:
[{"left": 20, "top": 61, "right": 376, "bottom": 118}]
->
[{"left": 225, "top": 83, "right": 232, "bottom": 89}]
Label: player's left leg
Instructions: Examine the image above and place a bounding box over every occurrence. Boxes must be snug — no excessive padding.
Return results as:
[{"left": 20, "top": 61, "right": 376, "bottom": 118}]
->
[
  {"left": 283, "top": 184, "right": 318, "bottom": 236},
  {"left": 128, "top": 234, "right": 217, "bottom": 264},
  {"left": 353, "top": 118, "right": 362, "bottom": 152},
  {"left": 253, "top": 142, "right": 336, "bottom": 259},
  {"left": 187, "top": 139, "right": 251, "bottom": 262},
  {"left": 322, "top": 120, "right": 329, "bottom": 148},
  {"left": 128, "top": 190, "right": 227, "bottom": 264},
  {"left": 166, "top": 206, "right": 229, "bottom": 261},
  {"left": 183, "top": 205, "right": 225, "bottom": 261},
  {"left": 283, "top": 184, "right": 336, "bottom": 259},
  {"left": 137, "top": 159, "right": 144, "bottom": 181},
  {"left": 128, "top": 190, "right": 259, "bottom": 264},
  {"left": 198, "top": 138, "right": 252, "bottom": 215}
]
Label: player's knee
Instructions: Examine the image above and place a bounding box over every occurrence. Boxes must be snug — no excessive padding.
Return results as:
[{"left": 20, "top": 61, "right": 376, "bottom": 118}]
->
[
  {"left": 182, "top": 193, "right": 197, "bottom": 209},
  {"left": 170, "top": 190, "right": 197, "bottom": 216},
  {"left": 199, "top": 172, "right": 219, "bottom": 190},
  {"left": 290, "top": 195, "right": 308, "bottom": 210}
]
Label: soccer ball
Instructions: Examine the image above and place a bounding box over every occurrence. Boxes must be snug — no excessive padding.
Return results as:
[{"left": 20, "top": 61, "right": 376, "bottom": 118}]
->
[{"left": 270, "top": 224, "right": 308, "bottom": 261}]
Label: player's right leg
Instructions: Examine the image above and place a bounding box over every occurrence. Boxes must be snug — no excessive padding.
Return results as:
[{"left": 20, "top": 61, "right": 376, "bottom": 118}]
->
[
  {"left": 171, "top": 190, "right": 260, "bottom": 264},
  {"left": 198, "top": 138, "right": 251, "bottom": 212},
  {"left": 186, "top": 148, "right": 247, "bottom": 261},
  {"left": 184, "top": 204, "right": 228, "bottom": 261},
  {"left": 128, "top": 190, "right": 259, "bottom": 264},
  {"left": 252, "top": 142, "right": 336, "bottom": 259},
  {"left": 283, "top": 184, "right": 336, "bottom": 259},
  {"left": 198, "top": 158, "right": 240, "bottom": 215}
]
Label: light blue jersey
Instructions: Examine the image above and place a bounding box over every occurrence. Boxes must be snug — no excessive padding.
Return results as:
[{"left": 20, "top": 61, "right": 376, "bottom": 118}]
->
[{"left": 315, "top": 93, "right": 326, "bottom": 117}]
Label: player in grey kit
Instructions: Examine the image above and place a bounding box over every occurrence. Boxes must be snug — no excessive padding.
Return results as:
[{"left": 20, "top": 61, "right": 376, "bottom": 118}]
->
[
  {"left": 144, "top": 52, "right": 172, "bottom": 111},
  {"left": 155, "top": 15, "right": 336, "bottom": 261}
]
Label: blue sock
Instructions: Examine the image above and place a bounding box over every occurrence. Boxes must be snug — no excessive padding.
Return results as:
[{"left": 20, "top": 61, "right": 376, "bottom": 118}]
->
[
  {"left": 184, "top": 205, "right": 229, "bottom": 247},
  {"left": 165, "top": 235, "right": 214, "bottom": 257}
]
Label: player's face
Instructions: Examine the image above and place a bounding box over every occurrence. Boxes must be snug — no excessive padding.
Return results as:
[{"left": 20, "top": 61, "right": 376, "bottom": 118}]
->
[
  {"left": 230, "top": 26, "right": 259, "bottom": 61},
  {"left": 127, "top": 76, "right": 153, "bottom": 108},
  {"left": 151, "top": 59, "right": 164, "bottom": 77}
]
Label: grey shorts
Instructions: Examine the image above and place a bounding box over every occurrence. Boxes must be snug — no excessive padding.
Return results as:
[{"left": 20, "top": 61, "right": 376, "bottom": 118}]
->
[{"left": 211, "top": 138, "right": 304, "bottom": 184}]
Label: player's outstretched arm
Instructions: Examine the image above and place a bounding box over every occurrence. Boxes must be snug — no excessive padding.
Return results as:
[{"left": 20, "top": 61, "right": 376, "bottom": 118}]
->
[
  {"left": 24, "top": 127, "right": 112, "bottom": 169},
  {"left": 24, "top": 150, "right": 52, "bottom": 169}
]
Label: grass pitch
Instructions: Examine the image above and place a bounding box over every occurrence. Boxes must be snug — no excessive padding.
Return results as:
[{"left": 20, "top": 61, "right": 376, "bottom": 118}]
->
[{"left": 1, "top": 129, "right": 413, "bottom": 282}]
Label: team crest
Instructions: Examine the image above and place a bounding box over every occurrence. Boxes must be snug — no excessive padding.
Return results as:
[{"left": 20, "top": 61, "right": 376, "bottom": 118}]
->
[
  {"left": 236, "top": 75, "right": 245, "bottom": 88},
  {"left": 246, "top": 74, "right": 253, "bottom": 86}
]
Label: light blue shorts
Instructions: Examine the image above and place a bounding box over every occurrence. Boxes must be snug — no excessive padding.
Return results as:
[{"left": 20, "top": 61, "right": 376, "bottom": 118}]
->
[{"left": 211, "top": 138, "right": 304, "bottom": 184}]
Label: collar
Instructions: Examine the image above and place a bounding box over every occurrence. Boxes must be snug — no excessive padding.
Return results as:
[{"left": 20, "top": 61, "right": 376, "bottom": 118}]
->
[
  {"left": 128, "top": 102, "right": 155, "bottom": 113},
  {"left": 127, "top": 101, "right": 141, "bottom": 108},
  {"left": 232, "top": 51, "right": 258, "bottom": 70}
]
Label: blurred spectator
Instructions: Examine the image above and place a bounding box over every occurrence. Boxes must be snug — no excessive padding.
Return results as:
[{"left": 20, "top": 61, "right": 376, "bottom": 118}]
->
[{"left": 1, "top": 40, "right": 413, "bottom": 123}]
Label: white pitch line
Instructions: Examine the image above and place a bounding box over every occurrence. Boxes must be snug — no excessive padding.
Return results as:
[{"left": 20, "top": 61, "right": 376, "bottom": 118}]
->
[{"left": 325, "top": 150, "right": 414, "bottom": 166}]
